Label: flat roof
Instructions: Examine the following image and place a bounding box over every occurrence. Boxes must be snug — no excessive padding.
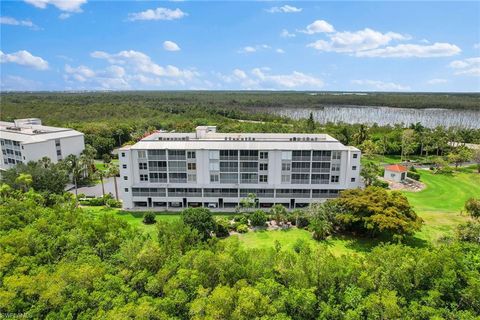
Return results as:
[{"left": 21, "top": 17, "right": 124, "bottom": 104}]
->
[
  {"left": 123, "top": 126, "right": 360, "bottom": 151},
  {"left": 0, "top": 120, "right": 84, "bottom": 144}
]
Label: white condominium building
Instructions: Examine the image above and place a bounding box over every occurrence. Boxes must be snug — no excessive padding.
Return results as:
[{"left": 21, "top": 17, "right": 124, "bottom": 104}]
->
[
  {"left": 119, "top": 126, "right": 361, "bottom": 211},
  {"left": 0, "top": 118, "right": 85, "bottom": 170}
]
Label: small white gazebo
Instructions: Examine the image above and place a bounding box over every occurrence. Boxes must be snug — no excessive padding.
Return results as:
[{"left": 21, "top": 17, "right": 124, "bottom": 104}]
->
[{"left": 384, "top": 164, "right": 408, "bottom": 182}]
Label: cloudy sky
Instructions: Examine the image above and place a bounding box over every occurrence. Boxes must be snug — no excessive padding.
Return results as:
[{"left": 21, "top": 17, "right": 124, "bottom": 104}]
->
[{"left": 1, "top": 1, "right": 479, "bottom": 92}]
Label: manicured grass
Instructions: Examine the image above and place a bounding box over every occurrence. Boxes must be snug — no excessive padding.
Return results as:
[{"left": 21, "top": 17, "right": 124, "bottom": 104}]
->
[
  {"left": 94, "top": 159, "right": 119, "bottom": 171},
  {"left": 83, "top": 168, "right": 479, "bottom": 253},
  {"left": 228, "top": 228, "right": 385, "bottom": 256},
  {"left": 402, "top": 168, "right": 479, "bottom": 243}
]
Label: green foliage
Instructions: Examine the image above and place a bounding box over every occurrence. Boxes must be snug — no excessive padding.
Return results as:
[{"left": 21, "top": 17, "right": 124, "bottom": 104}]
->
[
  {"left": 1, "top": 188, "right": 480, "bottom": 318},
  {"left": 360, "top": 162, "right": 381, "bottom": 187},
  {"left": 306, "top": 202, "right": 338, "bottom": 240},
  {"left": 407, "top": 170, "right": 421, "bottom": 181},
  {"left": 464, "top": 197, "right": 480, "bottom": 219},
  {"left": 215, "top": 218, "right": 230, "bottom": 238},
  {"left": 236, "top": 224, "right": 249, "bottom": 233},
  {"left": 1, "top": 158, "right": 68, "bottom": 197},
  {"left": 181, "top": 207, "right": 217, "bottom": 241},
  {"left": 456, "top": 221, "right": 480, "bottom": 244},
  {"left": 335, "top": 187, "right": 423, "bottom": 240},
  {"left": 143, "top": 212, "right": 156, "bottom": 224},
  {"left": 270, "top": 204, "right": 288, "bottom": 226},
  {"left": 250, "top": 210, "right": 267, "bottom": 227}
]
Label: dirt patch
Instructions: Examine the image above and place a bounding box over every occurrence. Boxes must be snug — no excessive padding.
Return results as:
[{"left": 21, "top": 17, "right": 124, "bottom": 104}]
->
[{"left": 380, "top": 177, "right": 426, "bottom": 192}]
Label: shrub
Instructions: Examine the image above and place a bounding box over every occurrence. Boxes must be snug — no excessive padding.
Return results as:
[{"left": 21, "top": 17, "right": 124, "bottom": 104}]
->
[
  {"left": 456, "top": 221, "right": 480, "bottom": 244},
  {"left": 372, "top": 179, "right": 389, "bottom": 188},
  {"left": 236, "top": 224, "right": 249, "bottom": 233},
  {"left": 143, "top": 212, "right": 156, "bottom": 225},
  {"left": 106, "top": 198, "right": 122, "bottom": 208},
  {"left": 215, "top": 218, "right": 230, "bottom": 238},
  {"left": 250, "top": 210, "right": 267, "bottom": 227},
  {"left": 297, "top": 216, "right": 310, "bottom": 229},
  {"left": 181, "top": 208, "right": 217, "bottom": 241},
  {"left": 233, "top": 214, "right": 249, "bottom": 225},
  {"left": 464, "top": 198, "right": 480, "bottom": 219},
  {"left": 407, "top": 171, "right": 421, "bottom": 181}
]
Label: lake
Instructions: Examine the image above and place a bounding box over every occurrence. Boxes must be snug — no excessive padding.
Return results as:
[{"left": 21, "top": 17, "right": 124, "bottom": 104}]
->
[{"left": 265, "top": 105, "right": 480, "bottom": 129}]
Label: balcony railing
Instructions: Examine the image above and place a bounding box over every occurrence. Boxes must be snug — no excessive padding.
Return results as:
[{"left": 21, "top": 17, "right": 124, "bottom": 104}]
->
[{"left": 291, "top": 179, "right": 310, "bottom": 184}]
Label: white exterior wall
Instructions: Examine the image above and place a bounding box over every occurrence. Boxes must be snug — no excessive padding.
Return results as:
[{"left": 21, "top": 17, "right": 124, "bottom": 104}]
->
[
  {"left": 384, "top": 170, "right": 406, "bottom": 182},
  {"left": 0, "top": 130, "right": 84, "bottom": 170},
  {"left": 119, "top": 138, "right": 362, "bottom": 211}
]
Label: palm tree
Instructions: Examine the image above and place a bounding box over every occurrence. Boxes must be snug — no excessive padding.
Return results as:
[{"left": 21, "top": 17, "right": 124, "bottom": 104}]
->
[
  {"left": 63, "top": 154, "right": 83, "bottom": 205},
  {"left": 15, "top": 173, "right": 33, "bottom": 192},
  {"left": 106, "top": 162, "right": 120, "bottom": 201},
  {"left": 94, "top": 169, "right": 108, "bottom": 198},
  {"left": 80, "top": 145, "right": 96, "bottom": 179}
]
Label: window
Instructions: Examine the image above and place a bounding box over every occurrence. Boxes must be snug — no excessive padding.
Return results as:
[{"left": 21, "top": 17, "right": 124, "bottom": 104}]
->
[
  {"left": 55, "top": 139, "right": 60, "bottom": 147},
  {"left": 259, "top": 163, "right": 268, "bottom": 171},
  {"left": 122, "top": 164, "right": 127, "bottom": 169},
  {"left": 351, "top": 178, "right": 356, "bottom": 182},
  {"left": 187, "top": 163, "right": 196, "bottom": 170},
  {"left": 140, "top": 174, "right": 148, "bottom": 181},
  {"left": 188, "top": 174, "right": 197, "bottom": 182},
  {"left": 121, "top": 152, "right": 125, "bottom": 157},
  {"left": 353, "top": 153, "right": 358, "bottom": 159},
  {"left": 124, "top": 188, "right": 129, "bottom": 192},
  {"left": 259, "top": 175, "right": 268, "bottom": 183},
  {"left": 281, "top": 151, "right": 292, "bottom": 160},
  {"left": 123, "top": 176, "right": 128, "bottom": 180},
  {"left": 282, "top": 162, "right": 291, "bottom": 171},
  {"left": 331, "top": 175, "right": 339, "bottom": 183},
  {"left": 281, "top": 174, "right": 290, "bottom": 183},
  {"left": 332, "top": 151, "right": 342, "bottom": 160},
  {"left": 210, "top": 174, "right": 219, "bottom": 182},
  {"left": 331, "top": 163, "right": 341, "bottom": 172},
  {"left": 56, "top": 150, "right": 62, "bottom": 156},
  {"left": 148, "top": 161, "right": 167, "bottom": 171},
  {"left": 187, "top": 151, "right": 196, "bottom": 159},
  {"left": 149, "top": 172, "right": 167, "bottom": 182},
  {"left": 259, "top": 151, "right": 268, "bottom": 159},
  {"left": 240, "top": 173, "right": 258, "bottom": 183},
  {"left": 209, "top": 150, "right": 219, "bottom": 160},
  {"left": 209, "top": 161, "right": 219, "bottom": 171},
  {"left": 139, "top": 162, "right": 147, "bottom": 170},
  {"left": 169, "top": 173, "right": 187, "bottom": 183},
  {"left": 220, "top": 162, "right": 238, "bottom": 172},
  {"left": 352, "top": 166, "right": 357, "bottom": 171},
  {"left": 391, "top": 173, "right": 395, "bottom": 178},
  {"left": 14, "top": 151, "right": 21, "bottom": 156}
]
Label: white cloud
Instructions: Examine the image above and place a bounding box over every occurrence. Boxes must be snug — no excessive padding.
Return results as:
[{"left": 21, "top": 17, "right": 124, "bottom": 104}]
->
[
  {"left": 0, "top": 50, "right": 48, "bottom": 70},
  {"left": 449, "top": 57, "right": 480, "bottom": 76},
  {"left": 308, "top": 28, "right": 408, "bottom": 53},
  {"left": 220, "top": 68, "right": 324, "bottom": 89},
  {"left": 276, "top": 48, "right": 285, "bottom": 54},
  {"left": 163, "top": 40, "right": 181, "bottom": 51},
  {"left": 355, "top": 42, "right": 461, "bottom": 58},
  {"left": 128, "top": 7, "right": 187, "bottom": 21},
  {"left": 474, "top": 43, "right": 480, "bottom": 49},
  {"left": 300, "top": 20, "right": 335, "bottom": 34},
  {"left": 426, "top": 78, "right": 448, "bottom": 85},
  {"left": 0, "top": 16, "right": 38, "bottom": 29},
  {"left": 238, "top": 44, "right": 271, "bottom": 54},
  {"left": 24, "top": 0, "right": 87, "bottom": 12},
  {"left": 65, "top": 64, "right": 96, "bottom": 82},
  {"left": 58, "top": 13, "right": 71, "bottom": 19},
  {"left": 91, "top": 50, "right": 197, "bottom": 79},
  {"left": 280, "top": 29, "right": 295, "bottom": 38},
  {"left": 351, "top": 79, "right": 411, "bottom": 91},
  {"left": 266, "top": 5, "right": 302, "bottom": 13}
]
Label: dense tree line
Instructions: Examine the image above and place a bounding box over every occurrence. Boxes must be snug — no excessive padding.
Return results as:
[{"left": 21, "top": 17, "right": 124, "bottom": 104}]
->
[
  {"left": 1, "top": 92, "right": 480, "bottom": 159},
  {"left": 1, "top": 186, "right": 479, "bottom": 319}
]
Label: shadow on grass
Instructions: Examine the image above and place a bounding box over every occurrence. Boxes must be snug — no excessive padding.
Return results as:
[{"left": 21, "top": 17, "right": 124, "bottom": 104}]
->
[{"left": 324, "top": 233, "right": 430, "bottom": 254}]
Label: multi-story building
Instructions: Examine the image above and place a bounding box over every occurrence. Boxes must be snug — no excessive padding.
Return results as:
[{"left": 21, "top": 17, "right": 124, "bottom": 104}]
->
[
  {"left": 0, "top": 118, "right": 85, "bottom": 170},
  {"left": 119, "top": 126, "right": 361, "bottom": 211}
]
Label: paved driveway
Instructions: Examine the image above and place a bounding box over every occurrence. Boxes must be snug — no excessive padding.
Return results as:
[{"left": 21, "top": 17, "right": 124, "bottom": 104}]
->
[{"left": 71, "top": 177, "right": 118, "bottom": 198}]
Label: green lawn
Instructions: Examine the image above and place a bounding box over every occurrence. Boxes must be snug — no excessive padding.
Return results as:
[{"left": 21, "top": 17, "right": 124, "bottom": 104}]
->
[
  {"left": 402, "top": 168, "right": 479, "bottom": 243},
  {"left": 94, "top": 159, "right": 119, "bottom": 171},
  {"left": 84, "top": 168, "right": 479, "bottom": 254}
]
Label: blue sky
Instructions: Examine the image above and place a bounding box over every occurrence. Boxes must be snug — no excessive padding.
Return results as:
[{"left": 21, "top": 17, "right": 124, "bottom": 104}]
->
[{"left": 1, "top": 1, "right": 479, "bottom": 92}]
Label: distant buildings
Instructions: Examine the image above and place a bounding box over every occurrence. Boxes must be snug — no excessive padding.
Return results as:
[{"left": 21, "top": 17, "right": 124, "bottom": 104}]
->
[
  {"left": 383, "top": 164, "right": 408, "bottom": 182},
  {"left": 119, "top": 126, "right": 361, "bottom": 211},
  {"left": 0, "top": 118, "right": 85, "bottom": 170}
]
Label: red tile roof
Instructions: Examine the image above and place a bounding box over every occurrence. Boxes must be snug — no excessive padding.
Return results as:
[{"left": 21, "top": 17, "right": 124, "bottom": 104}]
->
[{"left": 385, "top": 164, "right": 408, "bottom": 172}]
